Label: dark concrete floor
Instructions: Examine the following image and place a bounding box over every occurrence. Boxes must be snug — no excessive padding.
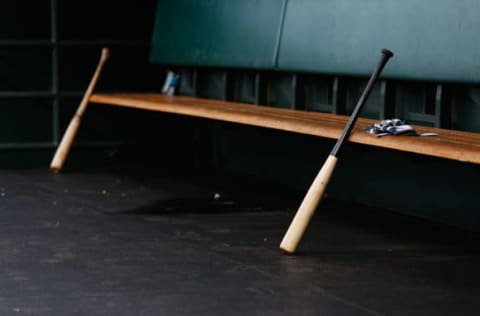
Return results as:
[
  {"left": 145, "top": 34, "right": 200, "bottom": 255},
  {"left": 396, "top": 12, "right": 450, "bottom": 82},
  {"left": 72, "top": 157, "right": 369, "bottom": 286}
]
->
[{"left": 0, "top": 168, "right": 479, "bottom": 315}]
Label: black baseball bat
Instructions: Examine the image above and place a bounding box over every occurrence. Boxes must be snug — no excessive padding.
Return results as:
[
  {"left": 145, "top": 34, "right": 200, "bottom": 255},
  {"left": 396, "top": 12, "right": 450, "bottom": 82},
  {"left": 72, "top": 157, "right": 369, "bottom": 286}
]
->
[{"left": 280, "top": 49, "right": 394, "bottom": 253}]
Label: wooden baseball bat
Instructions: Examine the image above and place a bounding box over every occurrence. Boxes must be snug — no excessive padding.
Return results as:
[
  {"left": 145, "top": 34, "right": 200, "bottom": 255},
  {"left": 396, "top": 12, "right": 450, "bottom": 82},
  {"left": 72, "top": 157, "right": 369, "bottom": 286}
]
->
[
  {"left": 280, "top": 49, "right": 394, "bottom": 254},
  {"left": 50, "top": 48, "right": 110, "bottom": 173}
]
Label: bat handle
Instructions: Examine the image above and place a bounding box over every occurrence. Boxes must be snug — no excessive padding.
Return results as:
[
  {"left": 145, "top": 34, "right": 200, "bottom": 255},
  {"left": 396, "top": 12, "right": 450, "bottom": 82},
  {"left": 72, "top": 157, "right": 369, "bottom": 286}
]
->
[{"left": 280, "top": 155, "right": 338, "bottom": 253}]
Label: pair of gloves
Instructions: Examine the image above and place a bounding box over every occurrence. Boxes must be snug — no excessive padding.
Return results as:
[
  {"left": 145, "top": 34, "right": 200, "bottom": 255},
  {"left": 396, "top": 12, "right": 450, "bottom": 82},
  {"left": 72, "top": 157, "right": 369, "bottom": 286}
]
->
[{"left": 366, "top": 119, "right": 438, "bottom": 137}]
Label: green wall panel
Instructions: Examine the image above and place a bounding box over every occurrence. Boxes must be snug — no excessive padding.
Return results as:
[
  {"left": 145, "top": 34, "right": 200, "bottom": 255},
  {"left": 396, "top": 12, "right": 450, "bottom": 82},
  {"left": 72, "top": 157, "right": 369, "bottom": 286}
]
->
[
  {"left": 0, "top": 47, "right": 51, "bottom": 91},
  {"left": 229, "top": 71, "right": 259, "bottom": 104},
  {"left": 0, "top": 0, "right": 50, "bottom": 40},
  {"left": 196, "top": 69, "right": 228, "bottom": 100},
  {"left": 58, "top": 0, "right": 156, "bottom": 41},
  {"left": 266, "top": 74, "right": 296, "bottom": 108},
  {"left": 278, "top": 0, "right": 480, "bottom": 83},
  {"left": 150, "top": 0, "right": 286, "bottom": 68},
  {"left": 0, "top": 98, "right": 52, "bottom": 142},
  {"left": 453, "top": 86, "right": 480, "bottom": 132},
  {"left": 59, "top": 46, "right": 161, "bottom": 92}
]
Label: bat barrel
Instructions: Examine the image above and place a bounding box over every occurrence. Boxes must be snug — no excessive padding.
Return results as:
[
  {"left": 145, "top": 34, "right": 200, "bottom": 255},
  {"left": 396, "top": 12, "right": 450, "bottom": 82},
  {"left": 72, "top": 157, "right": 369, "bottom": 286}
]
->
[{"left": 280, "top": 155, "right": 338, "bottom": 253}]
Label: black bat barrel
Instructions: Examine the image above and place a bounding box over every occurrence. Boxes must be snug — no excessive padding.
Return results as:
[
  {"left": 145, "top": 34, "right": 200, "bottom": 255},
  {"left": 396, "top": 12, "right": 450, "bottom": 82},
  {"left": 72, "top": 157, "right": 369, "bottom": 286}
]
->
[{"left": 330, "top": 49, "right": 394, "bottom": 157}]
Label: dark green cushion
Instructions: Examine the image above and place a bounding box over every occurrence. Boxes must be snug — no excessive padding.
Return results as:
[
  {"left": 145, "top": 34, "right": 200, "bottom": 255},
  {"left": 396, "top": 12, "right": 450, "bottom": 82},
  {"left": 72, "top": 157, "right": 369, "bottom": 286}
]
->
[
  {"left": 150, "top": 0, "right": 286, "bottom": 69},
  {"left": 277, "top": 0, "right": 480, "bottom": 83}
]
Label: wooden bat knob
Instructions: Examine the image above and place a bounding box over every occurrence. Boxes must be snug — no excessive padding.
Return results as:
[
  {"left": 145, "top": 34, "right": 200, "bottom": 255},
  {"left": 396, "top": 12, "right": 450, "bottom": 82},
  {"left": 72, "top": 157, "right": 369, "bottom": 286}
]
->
[{"left": 101, "top": 48, "right": 111, "bottom": 60}]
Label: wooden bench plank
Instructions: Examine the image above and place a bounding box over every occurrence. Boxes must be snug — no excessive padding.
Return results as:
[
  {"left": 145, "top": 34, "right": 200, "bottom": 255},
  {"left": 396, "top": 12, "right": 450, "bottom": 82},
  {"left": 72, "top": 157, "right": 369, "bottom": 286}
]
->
[{"left": 89, "top": 93, "right": 480, "bottom": 165}]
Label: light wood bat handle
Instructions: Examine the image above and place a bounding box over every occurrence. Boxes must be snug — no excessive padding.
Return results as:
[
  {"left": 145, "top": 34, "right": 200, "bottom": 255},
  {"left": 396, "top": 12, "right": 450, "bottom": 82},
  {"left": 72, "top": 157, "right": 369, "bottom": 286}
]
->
[
  {"left": 50, "top": 48, "right": 110, "bottom": 173},
  {"left": 280, "top": 155, "right": 338, "bottom": 253}
]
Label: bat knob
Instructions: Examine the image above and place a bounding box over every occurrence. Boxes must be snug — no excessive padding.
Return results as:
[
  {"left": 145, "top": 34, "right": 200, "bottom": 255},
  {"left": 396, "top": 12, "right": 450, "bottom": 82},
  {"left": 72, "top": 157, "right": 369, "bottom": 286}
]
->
[
  {"left": 381, "top": 49, "right": 394, "bottom": 58},
  {"left": 101, "top": 47, "right": 111, "bottom": 60}
]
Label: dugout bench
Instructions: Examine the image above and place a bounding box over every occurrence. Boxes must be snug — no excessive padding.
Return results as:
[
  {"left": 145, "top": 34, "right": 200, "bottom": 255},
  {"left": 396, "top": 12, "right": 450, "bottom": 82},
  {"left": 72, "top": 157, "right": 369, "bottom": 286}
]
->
[
  {"left": 85, "top": 0, "right": 480, "bottom": 165},
  {"left": 89, "top": 93, "right": 480, "bottom": 165},
  {"left": 52, "top": 0, "right": 480, "bottom": 229}
]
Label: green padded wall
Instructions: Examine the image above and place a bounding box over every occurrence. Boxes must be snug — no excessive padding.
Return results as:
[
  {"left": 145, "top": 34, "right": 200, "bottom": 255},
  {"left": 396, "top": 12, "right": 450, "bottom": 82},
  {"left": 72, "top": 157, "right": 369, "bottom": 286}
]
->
[
  {"left": 278, "top": 0, "right": 480, "bottom": 83},
  {"left": 150, "top": 0, "right": 286, "bottom": 68}
]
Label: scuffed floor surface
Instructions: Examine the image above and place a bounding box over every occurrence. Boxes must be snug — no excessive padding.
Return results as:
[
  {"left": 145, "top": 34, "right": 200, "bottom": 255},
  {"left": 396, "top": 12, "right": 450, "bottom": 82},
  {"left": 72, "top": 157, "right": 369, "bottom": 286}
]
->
[{"left": 0, "top": 169, "right": 479, "bottom": 315}]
